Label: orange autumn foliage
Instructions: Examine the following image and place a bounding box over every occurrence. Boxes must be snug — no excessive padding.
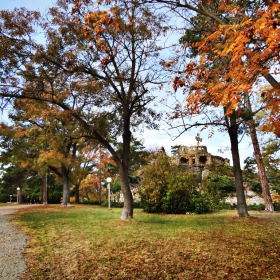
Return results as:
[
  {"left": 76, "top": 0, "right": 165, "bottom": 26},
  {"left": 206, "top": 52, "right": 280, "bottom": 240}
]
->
[
  {"left": 79, "top": 148, "right": 116, "bottom": 200},
  {"left": 172, "top": 1, "right": 280, "bottom": 135}
]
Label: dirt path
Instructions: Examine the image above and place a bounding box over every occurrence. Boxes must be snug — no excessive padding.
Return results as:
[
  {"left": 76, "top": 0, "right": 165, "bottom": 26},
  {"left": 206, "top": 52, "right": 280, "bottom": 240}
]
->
[{"left": 0, "top": 205, "right": 35, "bottom": 280}]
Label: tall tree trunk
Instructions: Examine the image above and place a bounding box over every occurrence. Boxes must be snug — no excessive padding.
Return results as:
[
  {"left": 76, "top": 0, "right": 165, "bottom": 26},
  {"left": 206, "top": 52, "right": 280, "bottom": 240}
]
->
[
  {"left": 244, "top": 95, "right": 274, "bottom": 211},
  {"left": 227, "top": 113, "right": 249, "bottom": 217},
  {"left": 18, "top": 188, "right": 22, "bottom": 204},
  {"left": 119, "top": 123, "right": 134, "bottom": 220},
  {"left": 41, "top": 172, "right": 47, "bottom": 205},
  {"left": 99, "top": 178, "right": 102, "bottom": 205},
  {"left": 75, "top": 184, "right": 80, "bottom": 204},
  {"left": 119, "top": 165, "right": 134, "bottom": 220},
  {"left": 61, "top": 164, "right": 71, "bottom": 206}
]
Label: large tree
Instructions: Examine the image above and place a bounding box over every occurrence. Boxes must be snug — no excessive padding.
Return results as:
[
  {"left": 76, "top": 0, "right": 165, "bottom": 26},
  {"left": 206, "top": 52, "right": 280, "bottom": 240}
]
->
[
  {"left": 150, "top": 0, "right": 279, "bottom": 215},
  {"left": 150, "top": 0, "right": 280, "bottom": 127},
  {"left": 0, "top": 1, "right": 168, "bottom": 219}
]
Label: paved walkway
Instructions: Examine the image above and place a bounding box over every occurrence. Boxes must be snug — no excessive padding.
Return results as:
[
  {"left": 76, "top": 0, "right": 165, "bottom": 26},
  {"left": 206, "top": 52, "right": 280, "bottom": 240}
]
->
[{"left": 0, "top": 205, "right": 34, "bottom": 280}]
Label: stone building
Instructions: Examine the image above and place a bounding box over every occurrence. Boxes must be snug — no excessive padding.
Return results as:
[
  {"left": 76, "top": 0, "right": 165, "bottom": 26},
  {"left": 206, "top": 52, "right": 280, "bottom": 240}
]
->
[
  {"left": 172, "top": 145, "right": 230, "bottom": 180},
  {"left": 173, "top": 145, "right": 230, "bottom": 166}
]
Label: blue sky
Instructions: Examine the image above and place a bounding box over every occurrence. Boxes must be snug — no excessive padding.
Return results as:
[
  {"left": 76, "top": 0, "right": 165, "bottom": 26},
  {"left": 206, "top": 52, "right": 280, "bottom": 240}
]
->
[
  {"left": 0, "top": 0, "right": 55, "bottom": 11},
  {"left": 0, "top": 0, "right": 255, "bottom": 166}
]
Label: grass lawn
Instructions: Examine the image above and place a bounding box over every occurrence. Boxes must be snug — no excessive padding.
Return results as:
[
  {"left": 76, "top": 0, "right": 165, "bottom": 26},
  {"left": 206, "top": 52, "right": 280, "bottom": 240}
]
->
[{"left": 10, "top": 205, "right": 280, "bottom": 280}]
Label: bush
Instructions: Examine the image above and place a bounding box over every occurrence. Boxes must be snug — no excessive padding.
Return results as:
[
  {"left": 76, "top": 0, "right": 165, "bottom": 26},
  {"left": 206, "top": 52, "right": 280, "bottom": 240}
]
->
[
  {"left": 247, "top": 203, "right": 265, "bottom": 211},
  {"left": 191, "top": 195, "right": 212, "bottom": 214},
  {"left": 271, "top": 185, "right": 280, "bottom": 194},
  {"left": 273, "top": 202, "right": 280, "bottom": 211},
  {"left": 80, "top": 200, "right": 100, "bottom": 205},
  {"left": 212, "top": 201, "right": 233, "bottom": 210},
  {"left": 250, "top": 182, "right": 262, "bottom": 193},
  {"left": 140, "top": 153, "right": 213, "bottom": 214},
  {"left": 0, "top": 192, "right": 7, "bottom": 203},
  {"left": 101, "top": 201, "right": 142, "bottom": 208},
  {"left": 161, "top": 173, "right": 197, "bottom": 214},
  {"left": 142, "top": 199, "right": 162, "bottom": 213},
  {"left": 210, "top": 175, "right": 236, "bottom": 195}
]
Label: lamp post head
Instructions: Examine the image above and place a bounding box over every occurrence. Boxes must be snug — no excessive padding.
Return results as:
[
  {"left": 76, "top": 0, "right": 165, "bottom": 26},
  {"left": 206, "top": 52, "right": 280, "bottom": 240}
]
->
[
  {"left": 106, "top": 177, "right": 112, "bottom": 183},
  {"left": 17, "top": 187, "right": 20, "bottom": 191}
]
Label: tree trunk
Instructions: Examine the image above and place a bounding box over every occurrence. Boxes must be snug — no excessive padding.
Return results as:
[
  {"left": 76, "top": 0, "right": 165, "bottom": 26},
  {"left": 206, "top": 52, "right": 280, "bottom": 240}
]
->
[
  {"left": 75, "top": 184, "right": 80, "bottom": 204},
  {"left": 227, "top": 114, "right": 249, "bottom": 217},
  {"left": 61, "top": 164, "right": 71, "bottom": 206},
  {"left": 244, "top": 96, "right": 274, "bottom": 211},
  {"left": 119, "top": 165, "right": 134, "bottom": 220},
  {"left": 99, "top": 178, "right": 102, "bottom": 205},
  {"left": 119, "top": 122, "right": 134, "bottom": 220},
  {"left": 41, "top": 173, "right": 48, "bottom": 205},
  {"left": 18, "top": 188, "right": 22, "bottom": 204}
]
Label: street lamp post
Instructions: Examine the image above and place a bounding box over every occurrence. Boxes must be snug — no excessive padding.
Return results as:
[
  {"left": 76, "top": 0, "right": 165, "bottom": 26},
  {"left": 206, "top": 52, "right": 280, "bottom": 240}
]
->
[
  {"left": 106, "top": 177, "right": 112, "bottom": 210},
  {"left": 10, "top": 195, "right": 12, "bottom": 203},
  {"left": 17, "top": 187, "right": 20, "bottom": 204}
]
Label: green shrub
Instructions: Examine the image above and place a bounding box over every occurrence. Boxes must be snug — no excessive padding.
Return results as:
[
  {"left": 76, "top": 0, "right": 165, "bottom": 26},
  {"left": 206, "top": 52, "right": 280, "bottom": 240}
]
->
[
  {"left": 250, "top": 182, "right": 262, "bottom": 193},
  {"left": 80, "top": 200, "right": 100, "bottom": 205},
  {"left": 210, "top": 175, "right": 236, "bottom": 195},
  {"left": 0, "top": 191, "right": 7, "bottom": 203},
  {"left": 161, "top": 173, "right": 197, "bottom": 214},
  {"left": 142, "top": 199, "right": 162, "bottom": 213},
  {"left": 273, "top": 202, "right": 280, "bottom": 211},
  {"left": 139, "top": 153, "right": 214, "bottom": 214},
  {"left": 247, "top": 203, "right": 265, "bottom": 211},
  {"left": 191, "top": 196, "right": 212, "bottom": 214},
  {"left": 140, "top": 153, "right": 239, "bottom": 214},
  {"left": 212, "top": 201, "right": 233, "bottom": 210},
  {"left": 271, "top": 185, "right": 280, "bottom": 194}
]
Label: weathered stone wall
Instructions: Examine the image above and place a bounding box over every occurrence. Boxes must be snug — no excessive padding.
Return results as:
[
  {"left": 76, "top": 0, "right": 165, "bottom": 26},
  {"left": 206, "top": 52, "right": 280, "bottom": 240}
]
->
[
  {"left": 172, "top": 145, "right": 230, "bottom": 167},
  {"left": 225, "top": 184, "right": 265, "bottom": 206}
]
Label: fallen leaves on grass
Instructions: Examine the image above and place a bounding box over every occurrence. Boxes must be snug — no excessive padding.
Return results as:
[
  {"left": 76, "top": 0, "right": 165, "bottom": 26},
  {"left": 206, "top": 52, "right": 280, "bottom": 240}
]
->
[{"left": 15, "top": 207, "right": 280, "bottom": 280}]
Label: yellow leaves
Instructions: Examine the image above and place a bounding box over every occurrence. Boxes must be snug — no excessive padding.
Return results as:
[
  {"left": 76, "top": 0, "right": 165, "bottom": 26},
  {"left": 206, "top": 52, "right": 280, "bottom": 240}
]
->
[
  {"left": 14, "top": 128, "right": 26, "bottom": 138},
  {"left": 84, "top": 10, "right": 108, "bottom": 25},
  {"left": 83, "top": 6, "right": 120, "bottom": 47},
  {"left": 272, "top": 190, "right": 280, "bottom": 203}
]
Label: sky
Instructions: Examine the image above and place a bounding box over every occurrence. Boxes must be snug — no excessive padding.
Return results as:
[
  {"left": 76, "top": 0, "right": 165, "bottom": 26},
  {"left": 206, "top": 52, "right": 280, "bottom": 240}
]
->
[{"left": 0, "top": 0, "right": 255, "bottom": 166}]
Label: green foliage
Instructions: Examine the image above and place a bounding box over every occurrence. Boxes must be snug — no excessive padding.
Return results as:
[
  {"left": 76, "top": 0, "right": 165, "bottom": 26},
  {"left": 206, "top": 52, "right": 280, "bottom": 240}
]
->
[
  {"left": 100, "top": 201, "right": 141, "bottom": 208},
  {"left": 212, "top": 201, "right": 233, "bottom": 210},
  {"left": 274, "top": 202, "right": 280, "bottom": 211},
  {"left": 0, "top": 187, "right": 7, "bottom": 203},
  {"left": 201, "top": 173, "right": 235, "bottom": 203},
  {"left": 250, "top": 181, "right": 262, "bottom": 193},
  {"left": 261, "top": 138, "right": 280, "bottom": 187},
  {"left": 161, "top": 173, "right": 197, "bottom": 214},
  {"left": 243, "top": 156, "right": 259, "bottom": 181},
  {"left": 210, "top": 175, "right": 236, "bottom": 195},
  {"left": 271, "top": 185, "right": 280, "bottom": 194},
  {"left": 140, "top": 153, "right": 212, "bottom": 214},
  {"left": 191, "top": 195, "right": 211, "bottom": 214},
  {"left": 247, "top": 204, "right": 265, "bottom": 211},
  {"left": 170, "top": 145, "right": 181, "bottom": 155},
  {"left": 80, "top": 200, "right": 100, "bottom": 205},
  {"left": 141, "top": 199, "right": 162, "bottom": 213},
  {"left": 207, "top": 164, "right": 234, "bottom": 178},
  {"left": 111, "top": 180, "right": 121, "bottom": 194}
]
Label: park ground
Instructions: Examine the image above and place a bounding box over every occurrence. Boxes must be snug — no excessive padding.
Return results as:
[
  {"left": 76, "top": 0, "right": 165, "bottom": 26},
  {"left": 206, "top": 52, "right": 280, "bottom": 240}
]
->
[{"left": 3, "top": 204, "right": 280, "bottom": 280}]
